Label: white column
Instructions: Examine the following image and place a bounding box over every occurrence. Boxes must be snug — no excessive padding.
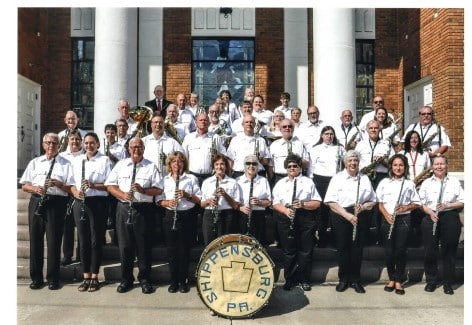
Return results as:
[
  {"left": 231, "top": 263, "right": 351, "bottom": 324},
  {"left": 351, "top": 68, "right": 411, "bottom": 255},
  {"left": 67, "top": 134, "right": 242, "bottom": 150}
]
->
[
  {"left": 138, "top": 8, "right": 164, "bottom": 105},
  {"left": 94, "top": 8, "right": 138, "bottom": 139},
  {"left": 313, "top": 9, "right": 356, "bottom": 127},
  {"left": 284, "top": 8, "right": 309, "bottom": 121}
]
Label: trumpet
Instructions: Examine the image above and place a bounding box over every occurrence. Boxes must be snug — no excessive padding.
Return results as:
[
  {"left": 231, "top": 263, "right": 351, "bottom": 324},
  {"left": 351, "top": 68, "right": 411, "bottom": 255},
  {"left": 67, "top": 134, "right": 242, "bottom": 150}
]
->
[
  {"left": 34, "top": 157, "right": 57, "bottom": 217},
  {"left": 126, "top": 163, "right": 137, "bottom": 225},
  {"left": 171, "top": 172, "right": 180, "bottom": 231}
]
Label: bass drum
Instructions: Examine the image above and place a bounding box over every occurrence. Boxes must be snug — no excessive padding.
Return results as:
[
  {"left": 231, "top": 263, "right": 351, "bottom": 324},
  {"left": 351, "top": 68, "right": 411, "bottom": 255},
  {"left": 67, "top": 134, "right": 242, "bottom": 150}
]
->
[{"left": 195, "top": 234, "right": 275, "bottom": 319}]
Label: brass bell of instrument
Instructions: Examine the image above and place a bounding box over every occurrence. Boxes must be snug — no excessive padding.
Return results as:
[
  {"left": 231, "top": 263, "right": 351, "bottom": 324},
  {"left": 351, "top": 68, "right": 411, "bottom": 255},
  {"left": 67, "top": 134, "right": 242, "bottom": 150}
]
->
[{"left": 129, "top": 105, "right": 153, "bottom": 137}]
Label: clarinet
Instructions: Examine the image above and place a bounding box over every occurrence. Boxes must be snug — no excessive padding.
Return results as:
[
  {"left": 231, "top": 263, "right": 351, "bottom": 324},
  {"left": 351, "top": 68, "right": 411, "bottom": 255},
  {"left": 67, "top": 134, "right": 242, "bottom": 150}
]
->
[
  {"left": 432, "top": 178, "right": 445, "bottom": 236},
  {"left": 246, "top": 176, "right": 254, "bottom": 235},
  {"left": 171, "top": 172, "right": 180, "bottom": 231},
  {"left": 211, "top": 176, "right": 220, "bottom": 235},
  {"left": 79, "top": 159, "right": 87, "bottom": 221},
  {"left": 158, "top": 142, "right": 165, "bottom": 176},
  {"left": 387, "top": 178, "right": 405, "bottom": 240},
  {"left": 126, "top": 163, "right": 137, "bottom": 225},
  {"left": 286, "top": 178, "right": 298, "bottom": 238},
  {"left": 352, "top": 176, "right": 361, "bottom": 241},
  {"left": 34, "top": 157, "right": 57, "bottom": 217},
  {"left": 254, "top": 137, "right": 260, "bottom": 159}
]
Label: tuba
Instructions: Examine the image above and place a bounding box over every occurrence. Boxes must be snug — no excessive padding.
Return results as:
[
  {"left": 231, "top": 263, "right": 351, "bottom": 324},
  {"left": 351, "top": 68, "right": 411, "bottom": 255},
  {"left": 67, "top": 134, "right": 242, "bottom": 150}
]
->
[
  {"left": 164, "top": 117, "right": 183, "bottom": 144},
  {"left": 129, "top": 105, "right": 153, "bottom": 138}
]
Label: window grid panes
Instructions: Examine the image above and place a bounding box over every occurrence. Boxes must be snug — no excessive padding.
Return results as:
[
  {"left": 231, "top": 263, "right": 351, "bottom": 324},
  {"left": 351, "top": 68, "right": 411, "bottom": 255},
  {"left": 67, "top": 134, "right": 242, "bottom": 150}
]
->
[
  {"left": 192, "top": 38, "right": 255, "bottom": 107},
  {"left": 355, "top": 40, "right": 375, "bottom": 124},
  {"left": 71, "top": 38, "right": 95, "bottom": 130}
]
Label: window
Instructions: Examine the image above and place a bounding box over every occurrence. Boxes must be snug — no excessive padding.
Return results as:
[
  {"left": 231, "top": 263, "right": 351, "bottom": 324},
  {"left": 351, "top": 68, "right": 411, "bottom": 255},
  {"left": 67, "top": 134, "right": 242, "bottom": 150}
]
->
[
  {"left": 192, "top": 38, "right": 255, "bottom": 107},
  {"left": 71, "top": 38, "right": 95, "bottom": 130},
  {"left": 355, "top": 40, "right": 374, "bottom": 123}
]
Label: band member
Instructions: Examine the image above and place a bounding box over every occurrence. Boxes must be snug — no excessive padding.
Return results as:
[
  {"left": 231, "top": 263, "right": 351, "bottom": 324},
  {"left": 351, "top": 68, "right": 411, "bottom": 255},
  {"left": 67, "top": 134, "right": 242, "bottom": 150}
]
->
[
  {"left": 58, "top": 110, "right": 88, "bottom": 153},
  {"left": 71, "top": 132, "right": 113, "bottom": 292},
  {"left": 105, "top": 137, "right": 163, "bottom": 294},
  {"left": 419, "top": 155, "right": 464, "bottom": 295},
  {"left": 236, "top": 155, "right": 272, "bottom": 243},
  {"left": 103, "top": 124, "right": 127, "bottom": 165},
  {"left": 377, "top": 154, "right": 421, "bottom": 295},
  {"left": 335, "top": 109, "right": 362, "bottom": 150},
  {"left": 272, "top": 154, "right": 321, "bottom": 291},
  {"left": 307, "top": 126, "right": 346, "bottom": 247},
  {"left": 157, "top": 152, "right": 202, "bottom": 293},
  {"left": 324, "top": 150, "right": 377, "bottom": 294},
  {"left": 20, "top": 133, "right": 73, "bottom": 290},
  {"left": 200, "top": 154, "right": 242, "bottom": 245}
]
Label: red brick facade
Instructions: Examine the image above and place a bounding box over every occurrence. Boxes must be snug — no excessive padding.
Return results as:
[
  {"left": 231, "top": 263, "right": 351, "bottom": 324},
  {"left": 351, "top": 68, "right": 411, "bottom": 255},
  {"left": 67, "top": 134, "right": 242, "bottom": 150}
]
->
[{"left": 17, "top": 8, "right": 464, "bottom": 171}]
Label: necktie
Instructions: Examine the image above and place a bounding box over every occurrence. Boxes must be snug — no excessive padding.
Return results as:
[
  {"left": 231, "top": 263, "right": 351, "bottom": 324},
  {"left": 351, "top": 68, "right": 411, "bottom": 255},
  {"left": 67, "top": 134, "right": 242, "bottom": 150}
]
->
[{"left": 157, "top": 100, "right": 162, "bottom": 113}]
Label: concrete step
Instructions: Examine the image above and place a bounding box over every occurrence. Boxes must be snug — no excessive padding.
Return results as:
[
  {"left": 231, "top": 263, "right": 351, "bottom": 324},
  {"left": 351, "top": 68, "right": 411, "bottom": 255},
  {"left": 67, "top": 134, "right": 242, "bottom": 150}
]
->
[
  {"left": 17, "top": 224, "right": 29, "bottom": 241},
  {"left": 17, "top": 211, "right": 28, "bottom": 225}
]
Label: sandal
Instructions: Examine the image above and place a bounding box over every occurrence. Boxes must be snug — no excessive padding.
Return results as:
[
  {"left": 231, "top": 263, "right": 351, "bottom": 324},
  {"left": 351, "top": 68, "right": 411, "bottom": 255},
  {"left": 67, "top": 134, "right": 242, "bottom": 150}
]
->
[
  {"left": 78, "top": 278, "right": 91, "bottom": 292},
  {"left": 88, "top": 278, "right": 100, "bottom": 292}
]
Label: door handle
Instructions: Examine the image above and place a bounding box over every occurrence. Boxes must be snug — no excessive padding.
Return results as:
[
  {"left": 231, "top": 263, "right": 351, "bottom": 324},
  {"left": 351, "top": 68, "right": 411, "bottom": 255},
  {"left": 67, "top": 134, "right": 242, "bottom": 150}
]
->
[{"left": 21, "top": 126, "right": 25, "bottom": 142}]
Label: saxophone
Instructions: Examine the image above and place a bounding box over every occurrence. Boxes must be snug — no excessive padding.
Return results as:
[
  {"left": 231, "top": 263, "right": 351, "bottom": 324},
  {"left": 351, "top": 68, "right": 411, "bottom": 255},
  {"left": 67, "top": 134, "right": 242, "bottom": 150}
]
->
[
  {"left": 387, "top": 179, "right": 405, "bottom": 240},
  {"left": 34, "top": 157, "right": 57, "bottom": 217},
  {"left": 413, "top": 167, "right": 433, "bottom": 190},
  {"left": 360, "top": 152, "right": 389, "bottom": 181},
  {"left": 126, "top": 163, "right": 137, "bottom": 225},
  {"left": 211, "top": 176, "right": 220, "bottom": 235},
  {"left": 345, "top": 123, "right": 360, "bottom": 150},
  {"left": 421, "top": 131, "right": 439, "bottom": 151},
  {"left": 246, "top": 176, "right": 255, "bottom": 235},
  {"left": 164, "top": 117, "right": 183, "bottom": 144},
  {"left": 58, "top": 128, "right": 70, "bottom": 153},
  {"left": 171, "top": 172, "right": 180, "bottom": 231}
]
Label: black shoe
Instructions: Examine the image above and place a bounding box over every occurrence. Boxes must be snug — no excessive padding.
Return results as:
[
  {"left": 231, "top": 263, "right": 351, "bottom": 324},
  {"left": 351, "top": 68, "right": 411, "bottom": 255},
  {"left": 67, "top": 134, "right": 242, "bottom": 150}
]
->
[
  {"left": 140, "top": 281, "right": 153, "bottom": 294},
  {"left": 179, "top": 282, "right": 190, "bottom": 293},
  {"left": 443, "top": 283, "right": 454, "bottom": 295},
  {"left": 336, "top": 281, "right": 349, "bottom": 292},
  {"left": 117, "top": 281, "right": 133, "bottom": 293},
  {"left": 395, "top": 288, "right": 405, "bottom": 295},
  {"left": 424, "top": 283, "right": 436, "bottom": 292},
  {"left": 384, "top": 285, "right": 395, "bottom": 292},
  {"left": 48, "top": 281, "right": 60, "bottom": 290},
  {"left": 351, "top": 282, "right": 365, "bottom": 293},
  {"left": 168, "top": 283, "right": 179, "bottom": 293},
  {"left": 29, "top": 280, "right": 44, "bottom": 290},
  {"left": 60, "top": 257, "right": 72, "bottom": 266},
  {"left": 283, "top": 280, "right": 293, "bottom": 291},
  {"left": 300, "top": 282, "right": 311, "bottom": 291}
]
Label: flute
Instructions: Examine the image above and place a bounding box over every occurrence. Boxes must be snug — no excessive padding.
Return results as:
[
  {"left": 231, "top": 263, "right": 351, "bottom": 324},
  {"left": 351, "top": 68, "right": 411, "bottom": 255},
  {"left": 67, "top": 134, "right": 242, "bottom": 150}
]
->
[
  {"left": 171, "top": 172, "right": 180, "bottom": 231},
  {"left": 352, "top": 176, "right": 361, "bottom": 241},
  {"left": 432, "top": 178, "right": 445, "bottom": 236},
  {"left": 126, "top": 163, "right": 137, "bottom": 225},
  {"left": 34, "top": 157, "right": 57, "bottom": 217},
  {"left": 246, "top": 176, "right": 254, "bottom": 235},
  {"left": 211, "top": 176, "right": 220, "bottom": 235},
  {"left": 79, "top": 158, "right": 87, "bottom": 221},
  {"left": 387, "top": 178, "right": 405, "bottom": 240}
]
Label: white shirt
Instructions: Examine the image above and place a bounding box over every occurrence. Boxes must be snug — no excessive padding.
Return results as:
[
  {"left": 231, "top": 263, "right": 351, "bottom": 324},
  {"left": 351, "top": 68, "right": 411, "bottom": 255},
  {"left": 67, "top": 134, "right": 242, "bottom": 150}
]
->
[
  {"left": 324, "top": 170, "right": 377, "bottom": 207},
  {"left": 358, "top": 110, "right": 395, "bottom": 134},
  {"left": 226, "top": 134, "right": 271, "bottom": 172},
  {"left": 104, "top": 158, "right": 162, "bottom": 203},
  {"left": 398, "top": 150, "right": 431, "bottom": 179},
  {"left": 272, "top": 175, "right": 322, "bottom": 206},
  {"left": 334, "top": 123, "right": 362, "bottom": 149},
  {"left": 19, "top": 154, "right": 74, "bottom": 197},
  {"left": 101, "top": 141, "right": 128, "bottom": 164},
  {"left": 142, "top": 134, "right": 183, "bottom": 175},
  {"left": 355, "top": 138, "right": 394, "bottom": 173},
  {"left": 293, "top": 120, "right": 326, "bottom": 150},
  {"left": 181, "top": 132, "right": 227, "bottom": 175},
  {"left": 231, "top": 117, "right": 269, "bottom": 137},
  {"left": 58, "top": 128, "right": 88, "bottom": 153},
  {"left": 177, "top": 106, "right": 196, "bottom": 132},
  {"left": 252, "top": 109, "right": 273, "bottom": 126},
  {"left": 270, "top": 137, "right": 309, "bottom": 175},
  {"left": 71, "top": 152, "right": 112, "bottom": 197},
  {"left": 419, "top": 175, "right": 464, "bottom": 211},
  {"left": 201, "top": 175, "right": 242, "bottom": 210},
  {"left": 236, "top": 174, "right": 272, "bottom": 211},
  {"left": 156, "top": 172, "right": 202, "bottom": 211},
  {"left": 308, "top": 143, "right": 346, "bottom": 177},
  {"left": 273, "top": 106, "right": 293, "bottom": 119},
  {"left": 376, "top": 177, "right": 421, "bottom": 215},
  {"left": 401, "top": 122, "right": 452, "bottom": 153}
]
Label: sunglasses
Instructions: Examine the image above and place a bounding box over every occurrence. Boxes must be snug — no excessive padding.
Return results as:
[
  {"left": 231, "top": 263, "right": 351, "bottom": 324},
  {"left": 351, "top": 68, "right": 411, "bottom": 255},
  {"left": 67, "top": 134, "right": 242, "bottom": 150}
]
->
[
  {"left": 287, "top": 164, "right": 299, "bottom": 169},
  {"left": 374, "top": 101, "right": 384, "bottom": 104},
  {"left": 419, "top": 112, "right": 432, "bottom": 116},
  {"left": 245, "top": 162, "right": 258, "bottom": 166},
  {"left": 281, "top": 125, "right": 293, "bottom": 129}
]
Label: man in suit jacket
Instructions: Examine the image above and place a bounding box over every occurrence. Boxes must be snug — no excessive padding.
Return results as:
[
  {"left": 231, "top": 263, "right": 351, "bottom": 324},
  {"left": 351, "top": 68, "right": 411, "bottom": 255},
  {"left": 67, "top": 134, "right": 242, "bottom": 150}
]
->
[{"left": 145, "top": 85, "right": 173, "bottom": 118}]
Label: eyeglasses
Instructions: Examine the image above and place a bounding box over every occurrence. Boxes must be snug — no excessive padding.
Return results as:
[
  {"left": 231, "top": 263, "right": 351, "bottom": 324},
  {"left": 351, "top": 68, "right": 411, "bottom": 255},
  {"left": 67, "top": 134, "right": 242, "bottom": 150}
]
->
[
  {"left": 44, "top": 141, "right": 58, "bottom": 146},
  {"left": 129, "top": 146, "right": 144, "bottom": 150},
  {"left": 374, "top": 101, "right": 384, "bottom": 104},
  {"left": 275, "top": 115, "right": 284, "bottom": 118},
  {"left": 419, "top": 112, "right": 433, "bottom": 116},
  {"left": 281, "top": 125, "right": 293, "bottom": 129},
  {"left": 307, "top": 112, "right": 319, "bottom": 115},
  {"left": 287, "top": 164, "right": 299, "bottom": 169},
  {"left": 342, "top": 115, "right": 353, "bottom": 118},
  {"left": 245, "top": 162, "right": 258, "bottom": 166}
]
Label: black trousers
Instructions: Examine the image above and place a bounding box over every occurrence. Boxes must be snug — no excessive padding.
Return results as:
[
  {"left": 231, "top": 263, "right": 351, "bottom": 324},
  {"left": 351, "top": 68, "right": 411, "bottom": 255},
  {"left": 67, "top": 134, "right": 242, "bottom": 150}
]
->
[
  {"left": 62, "top": 196, "right": 77, "bottom": 259},
  {"left": 370, "top": 172, "right": 388, "bottom": 244},
  {"left": 380, "top": 214, "right": 410, "bottom": 282},
  {"left": 73, "top": 196, "right": 107, "bottom": 275},
  {"left": 276, "top": 209, "right": 315, "bottom": 283},
  {"left": 28, "top": 195, "right": 68, "bottom": 283},
  {"left": 421, "top": 210, "right": 462, "bottom": 284},
  {"left": 330, "top": 208, "right": 369, "bottom": 283},
  {"left": 116, "top": 201, "right": 155, "bottom": 283},
  {"left": 313, "top": 174, "right": 332, "bottom": 245},
  {"left": 190, "top": 172, "right": 212, "bottom": 245},
  {"left": 163, "top": 209, "right": 194, "bottom": 284},
  {"left": 202, "top": 209, "right": 239, "bottom": 246},
  {"left": 239, "top": 209, "right": 266, "bottom": 244}
]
